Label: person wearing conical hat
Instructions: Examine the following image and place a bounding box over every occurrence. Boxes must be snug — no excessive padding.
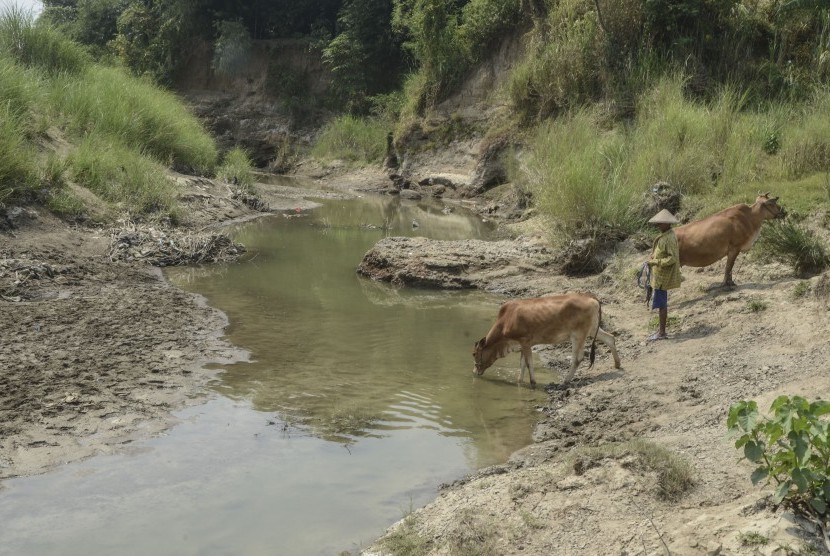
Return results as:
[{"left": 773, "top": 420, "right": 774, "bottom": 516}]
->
[{"left": 647, "top": 209, "right": 681, "bottom": 341}]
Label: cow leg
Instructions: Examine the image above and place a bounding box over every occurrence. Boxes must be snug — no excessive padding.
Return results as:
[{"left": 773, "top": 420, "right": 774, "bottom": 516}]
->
[
  {"left": 517, "top": 351, "right": 526, "bottom": 384},
  {"left": 596, "top": 327, "right": 622, "bottom": 369},
  {"left": 562, "top": 334, "right": 585, "bottom": 383},
  {"left": 519, "top": 346, "right": 535, "bottom": 387},
  {"left": 723, "top": 249, "right": 739, "bottom": 287}
]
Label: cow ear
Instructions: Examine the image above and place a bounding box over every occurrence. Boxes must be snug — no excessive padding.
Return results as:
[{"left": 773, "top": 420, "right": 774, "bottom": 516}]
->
[{"left": 475, "top": 337, "right": 486, "bottom": 348}]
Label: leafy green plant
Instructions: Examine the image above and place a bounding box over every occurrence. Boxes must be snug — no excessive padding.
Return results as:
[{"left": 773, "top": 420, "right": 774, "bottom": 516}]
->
[{"left": 728, "top": 396, "right": 830, "bottom": 520}]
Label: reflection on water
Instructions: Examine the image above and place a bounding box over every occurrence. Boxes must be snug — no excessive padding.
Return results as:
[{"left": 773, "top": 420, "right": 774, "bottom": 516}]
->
[
  {"left": 0, "top": 191, "right": 551, "bottom": 556},
  {"left": 170, "top": 195, "right": 544, "bottom": 462}
]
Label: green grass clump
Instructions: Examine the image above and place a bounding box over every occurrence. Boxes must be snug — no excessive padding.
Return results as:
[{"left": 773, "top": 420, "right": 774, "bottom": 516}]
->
[
  {"left": 0, "top": 104, "right": 38, "bottom": 204},
  {"left": 51, "top": 66, "right": 217, "bottom": 173},
  {"left": 738, "top": 531, "right": 769, "bottom": 546},
  {"left": 216, "top": 147, "right": 255, "bottom": 193},
  {"left": 746, "top": 298, "right": 768, "bottom": 312},
  {"left": 522, "top": 108, "right": 640, "bottom": 240},
  {"left": 0, "top": 7, "right": 89, "bottom": 75},
  {"left": 378, "top": 512, "right": 429, "bottom": 556},
  {"left": 570, "top": 439, "right": 695, "bottom": 501},
  {"left": 780, "top": 90, "right": 830, "bottom": 179},
  {"left": 758, "top": 220, "right": 830, "bottom": 276},
  {"left": 68, "top": 137, "right": 178, "bottom": 216},
  {"left": 311, "top": 115, "right": 388, "bottom": 164}
]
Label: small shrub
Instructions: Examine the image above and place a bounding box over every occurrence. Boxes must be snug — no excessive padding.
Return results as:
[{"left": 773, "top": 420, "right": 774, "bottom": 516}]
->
[
  {"left": 647, "top": 314, "right": 681, "bottom": 330},
  {"left": 738, "top": 531, "right": 769, "bottom": 546},
  {"left": 758, "top": 220, "right": 830, "bottom": 276},
  {"left": 216, "top": 147, "right": 254, "bottom": 194},
  {"left": 792, "top": 281, "right": 811, "bottom": 299},
  {"left": 747, "top": 298, "right": 768, "bottom": 312},
  {"left": 728, "top": 397, "right": 830, "bottom": 519}
]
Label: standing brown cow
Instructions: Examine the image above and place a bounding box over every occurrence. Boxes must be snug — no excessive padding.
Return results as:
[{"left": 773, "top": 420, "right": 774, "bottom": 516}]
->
[
  {"left": 472, "top": 292, "right": 621, "bottom": 387},
  {"left": 675, "top": 193, "right": 786, "bottom": 287}
]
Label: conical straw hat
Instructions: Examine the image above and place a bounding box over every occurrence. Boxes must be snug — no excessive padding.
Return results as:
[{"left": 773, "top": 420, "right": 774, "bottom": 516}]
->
[{"left": 648, "top": 209, "right": 679, "bottom": 224}]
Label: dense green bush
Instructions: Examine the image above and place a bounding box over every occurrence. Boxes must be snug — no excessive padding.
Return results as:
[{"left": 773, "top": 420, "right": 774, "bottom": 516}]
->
[{"left": 508, "top": 0, "right": 602, "bottom": 120}]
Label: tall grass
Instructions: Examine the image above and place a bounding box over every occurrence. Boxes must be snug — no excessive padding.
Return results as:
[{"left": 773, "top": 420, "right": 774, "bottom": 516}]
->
[
  {"left": 0, "top": 104, "right": 37, "bottom": 203},
  {"left": 522, "top": 75, "right": 830, "bottom": 243},
  {"left": 0, "top": 54, "right": 42, "bottom": 115},
  {"left": 522, "top": 109, "right": 641, "bottom": 240},
  {"left": 67, "top": 136, "right": 178, "bottom": 216},
  {"left": 311, "top": 115, "right": 388, "bottom": 164},
  {"left": 758, "top": 220, "right": 830, "bottom": 276},
  {"left": 780, "top": 89, "right": 830, "bottom": 178},
  {"left": 0, "top": 8, "right": 218, "bottom": 215},
  {"left": 0, "top": 6, "right": 89, "bottom": 74},
  {"left": 216, "top": 147, "right": 254, "bottom": 193},
  {"left": 50, "top": 66, "right": 217, "bottom": 173}
]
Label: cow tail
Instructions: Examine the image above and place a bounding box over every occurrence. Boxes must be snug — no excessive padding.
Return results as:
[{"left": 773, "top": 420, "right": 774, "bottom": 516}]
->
[{"left": 589, "top": 299, "right": 601, "bottom": 368}]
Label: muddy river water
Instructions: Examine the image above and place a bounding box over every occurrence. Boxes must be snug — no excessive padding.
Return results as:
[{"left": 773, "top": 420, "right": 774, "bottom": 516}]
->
[{"left": 0, "top": 185, "right": 551, "bottom": 555}]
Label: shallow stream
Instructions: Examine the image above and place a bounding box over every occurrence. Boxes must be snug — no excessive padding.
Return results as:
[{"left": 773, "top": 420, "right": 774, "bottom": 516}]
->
[{"left": 0, "top": 182, "right": 551, "bottom": 556}]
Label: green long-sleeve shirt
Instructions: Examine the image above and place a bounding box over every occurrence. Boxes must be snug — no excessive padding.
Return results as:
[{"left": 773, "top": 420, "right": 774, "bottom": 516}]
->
[{"left": 649, "top": 229, "right": 681, "bottom": 290}]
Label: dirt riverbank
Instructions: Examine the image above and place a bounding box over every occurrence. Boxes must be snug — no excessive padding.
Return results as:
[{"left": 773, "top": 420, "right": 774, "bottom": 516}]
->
[{"left": 0, "top": 171, "right": 363, "bottom": 481}]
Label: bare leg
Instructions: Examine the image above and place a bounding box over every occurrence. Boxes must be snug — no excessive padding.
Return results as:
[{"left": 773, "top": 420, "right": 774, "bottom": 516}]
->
[{"left": 658, "top": 307, "right": 668, "bottom": 336}]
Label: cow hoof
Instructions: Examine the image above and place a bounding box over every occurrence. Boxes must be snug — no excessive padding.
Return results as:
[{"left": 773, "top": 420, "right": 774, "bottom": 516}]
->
[
  {"left": 614, "top": 362, "right": 622, "bottom": 369},
  {"left": 530, "top": 381, "right": 537, "bottom": 389}
]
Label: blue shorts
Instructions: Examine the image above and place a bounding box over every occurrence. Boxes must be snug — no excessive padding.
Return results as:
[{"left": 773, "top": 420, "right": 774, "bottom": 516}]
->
[{"left": 652, "top": 288, "right": 668, "bottom": 310}]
